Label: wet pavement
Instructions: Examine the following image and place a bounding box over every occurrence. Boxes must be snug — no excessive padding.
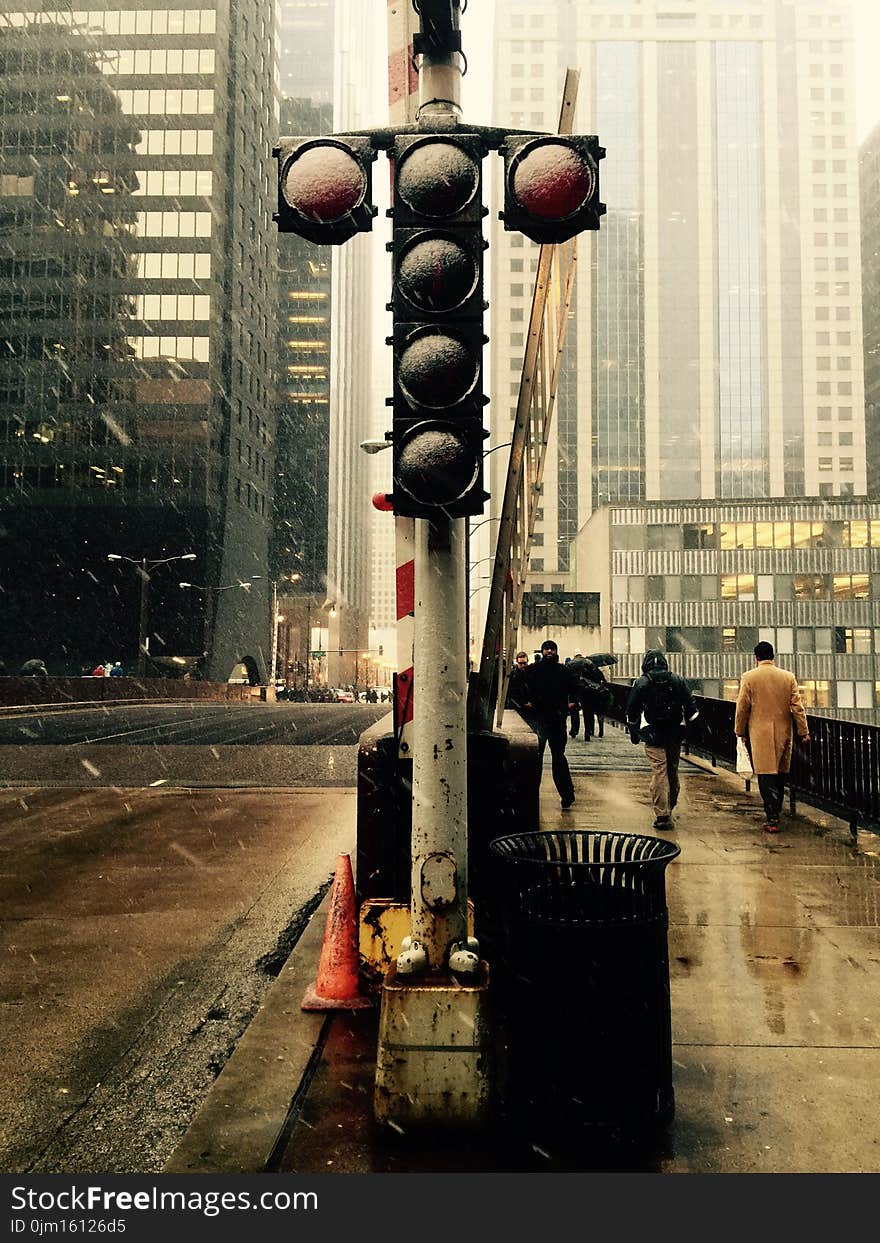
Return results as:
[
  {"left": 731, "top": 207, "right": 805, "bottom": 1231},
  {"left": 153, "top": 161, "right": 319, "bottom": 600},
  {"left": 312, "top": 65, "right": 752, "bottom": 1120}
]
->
[{"left": 256, "top": 722, "right": 880, "bottom": 1174}]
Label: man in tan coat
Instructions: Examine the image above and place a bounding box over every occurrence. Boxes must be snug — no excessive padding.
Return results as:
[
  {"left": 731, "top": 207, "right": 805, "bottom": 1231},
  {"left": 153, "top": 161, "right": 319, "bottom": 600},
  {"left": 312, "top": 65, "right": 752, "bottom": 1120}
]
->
[{"left": 734, "top": 641, "right": 810, "bottom": 833}]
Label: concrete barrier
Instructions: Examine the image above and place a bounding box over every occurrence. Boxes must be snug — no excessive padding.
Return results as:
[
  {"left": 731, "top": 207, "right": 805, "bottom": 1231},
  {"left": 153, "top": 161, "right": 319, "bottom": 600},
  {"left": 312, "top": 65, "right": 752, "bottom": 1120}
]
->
[{"left": 0, "top": 676, "right": 252, "bottom": 710}]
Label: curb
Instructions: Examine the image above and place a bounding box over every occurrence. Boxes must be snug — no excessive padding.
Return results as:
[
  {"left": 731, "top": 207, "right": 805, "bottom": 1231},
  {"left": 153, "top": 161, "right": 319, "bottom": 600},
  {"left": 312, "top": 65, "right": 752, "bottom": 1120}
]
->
[{"left": 164, "top": 891, "right": 334, "bottom": 1175}]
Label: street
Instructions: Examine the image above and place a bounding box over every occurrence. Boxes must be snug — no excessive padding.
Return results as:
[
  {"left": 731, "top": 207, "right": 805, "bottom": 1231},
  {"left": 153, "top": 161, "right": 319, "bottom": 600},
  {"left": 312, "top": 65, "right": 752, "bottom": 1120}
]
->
[
  {"left": 0, "top": 702, "right": 391, "bottom": 788},
  {"left": 0, "top": 701, "right": 388, "bottom": 746},
  {"left": 0, "top": 702, "right": 387, "bottom": 1173}
]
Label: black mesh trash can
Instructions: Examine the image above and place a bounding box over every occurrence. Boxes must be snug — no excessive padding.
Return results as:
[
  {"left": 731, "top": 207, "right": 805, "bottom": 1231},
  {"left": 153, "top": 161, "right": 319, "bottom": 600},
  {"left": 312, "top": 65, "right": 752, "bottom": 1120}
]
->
[{"left": 489, "top": 830, "right": 680, "bottom": 1139}]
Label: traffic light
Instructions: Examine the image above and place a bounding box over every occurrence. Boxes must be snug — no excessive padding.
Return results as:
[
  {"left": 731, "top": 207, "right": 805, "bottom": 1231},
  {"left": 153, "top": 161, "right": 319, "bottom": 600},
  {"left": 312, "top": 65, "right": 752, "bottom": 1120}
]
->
[
  {"left": 389, "top": 133, "right": 489, "bottom": 518},
  {"left": 273, "top": 136, "right": 377, "bottom": 244},
  {"left": 500, "top": 135, "right": 605, "bottom": 245}
]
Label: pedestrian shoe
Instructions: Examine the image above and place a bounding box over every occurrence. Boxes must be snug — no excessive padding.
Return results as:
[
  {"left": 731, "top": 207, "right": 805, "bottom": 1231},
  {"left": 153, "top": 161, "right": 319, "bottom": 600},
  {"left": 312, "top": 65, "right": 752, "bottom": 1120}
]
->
[
  {"left": 561, "top": 796, "right": 575, "bottom": 809},
  {"left": 653, "top": 815, "right": 672, "bottom": 830},
  {"left": 763, "top": 821, "right": 780, "bottom": 834}
]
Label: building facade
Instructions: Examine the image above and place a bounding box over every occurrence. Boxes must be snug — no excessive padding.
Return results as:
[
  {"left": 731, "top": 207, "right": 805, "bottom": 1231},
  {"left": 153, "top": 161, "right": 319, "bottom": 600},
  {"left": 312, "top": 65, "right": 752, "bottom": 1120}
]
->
[
  {"left": 491, "top": 0, "right": 867, "bottom": 594},
  {"left": 862, "top": 119, "right": 880, "bottom": 498},
  {"left": 0, "top": 2, "right": 278, "bottom": 678},
  {"left": 574, "top": 500, "right": 880, "bottom": 724},
  {"left": 274, "top": 0, "right": 378, "bottom": 690}
]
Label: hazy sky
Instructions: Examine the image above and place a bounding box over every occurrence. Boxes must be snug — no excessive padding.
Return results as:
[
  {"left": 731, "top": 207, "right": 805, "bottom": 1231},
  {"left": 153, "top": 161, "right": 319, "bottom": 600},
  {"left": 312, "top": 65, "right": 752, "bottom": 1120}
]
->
[{"left": 853, "top": 0, "right": 880, "bottom": 140}]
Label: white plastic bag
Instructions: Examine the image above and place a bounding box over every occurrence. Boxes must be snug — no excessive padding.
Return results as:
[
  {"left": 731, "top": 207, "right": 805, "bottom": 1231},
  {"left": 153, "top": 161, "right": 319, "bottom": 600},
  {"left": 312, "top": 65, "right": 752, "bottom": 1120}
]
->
[{"left": 736, "top": 737, "right": 754, "bottom": 777}]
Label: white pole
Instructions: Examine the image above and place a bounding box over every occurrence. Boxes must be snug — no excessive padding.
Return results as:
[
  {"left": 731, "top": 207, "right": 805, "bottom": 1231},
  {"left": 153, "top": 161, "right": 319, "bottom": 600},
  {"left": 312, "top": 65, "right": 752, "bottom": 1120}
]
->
[
  {"left": 270, "top": 580, "right": 278, "bottom": 684},
  {"left": 407, "top": 516, "right": 469, "bottom": 970}
]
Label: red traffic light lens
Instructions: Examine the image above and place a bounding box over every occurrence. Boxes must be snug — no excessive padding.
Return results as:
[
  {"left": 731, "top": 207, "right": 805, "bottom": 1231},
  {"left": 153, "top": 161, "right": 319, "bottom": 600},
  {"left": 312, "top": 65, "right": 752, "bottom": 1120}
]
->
[
  {"left": 397, "top": 140, "right": 479, "bottom": 218},
  {"left": 282, "top": 143, "right": 366, "bottom": 223},
  {"left": 398, "top": 330, "right": 479, "bottom": 410},
  {"left": 397, "top": 234, "right": 479, "bottom": 315},
  {"left": 511, "top": 140, "right": 595, "bottom": 220},
  {"left": 396, "top": 426, "right": 481, "bottom": 507}
]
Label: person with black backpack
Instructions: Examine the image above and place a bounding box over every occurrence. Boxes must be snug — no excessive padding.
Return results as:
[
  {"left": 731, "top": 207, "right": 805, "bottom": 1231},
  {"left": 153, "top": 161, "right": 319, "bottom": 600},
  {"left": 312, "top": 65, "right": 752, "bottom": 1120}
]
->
[{"left": 626, "top": 650, "right": 699, "bottom": 830}]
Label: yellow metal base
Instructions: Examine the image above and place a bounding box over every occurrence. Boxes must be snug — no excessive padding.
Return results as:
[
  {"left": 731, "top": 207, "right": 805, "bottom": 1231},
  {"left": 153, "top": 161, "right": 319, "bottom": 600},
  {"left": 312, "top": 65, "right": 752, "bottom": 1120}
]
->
[
  {"left": 359, "top": 899, "right": 475, "bottom": 988},
  {"left": 373, "top": 963, "right": 492, "bottom": 1130}
]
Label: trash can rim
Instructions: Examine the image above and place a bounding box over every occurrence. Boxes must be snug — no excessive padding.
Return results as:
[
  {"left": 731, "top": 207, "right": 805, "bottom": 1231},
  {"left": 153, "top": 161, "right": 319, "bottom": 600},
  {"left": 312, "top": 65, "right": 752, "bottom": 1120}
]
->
[{"left": 488, "top": 828, "right": 681, "bottom": 866}]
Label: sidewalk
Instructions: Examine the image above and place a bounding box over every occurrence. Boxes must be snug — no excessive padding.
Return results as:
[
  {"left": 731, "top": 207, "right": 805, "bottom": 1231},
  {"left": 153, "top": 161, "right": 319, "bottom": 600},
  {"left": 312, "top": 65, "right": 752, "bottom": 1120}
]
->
[{"left": 167, "top": 723, "right": 880, "bottom": 1174}]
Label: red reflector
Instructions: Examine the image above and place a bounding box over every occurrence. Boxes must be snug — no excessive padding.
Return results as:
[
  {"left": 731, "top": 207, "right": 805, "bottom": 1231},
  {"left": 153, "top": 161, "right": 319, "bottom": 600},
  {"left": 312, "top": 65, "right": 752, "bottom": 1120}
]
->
[
  {"left": 372, "top": 491, "right": 394, "bottom": 512},
  {"left": 512, "top": 143, "right": 594, "bottom": 220},
  {"left": 283, "top": 146, "right": 366, "bottom": 223}
]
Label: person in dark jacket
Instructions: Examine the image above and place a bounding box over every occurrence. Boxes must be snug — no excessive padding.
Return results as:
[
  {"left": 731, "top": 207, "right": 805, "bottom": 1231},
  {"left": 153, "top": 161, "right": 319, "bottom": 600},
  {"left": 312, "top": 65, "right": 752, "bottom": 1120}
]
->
[
  {"left": 568, "top": 652, "right": 608, "bottom": 740},
  {"left": 523, "top": 639, "right": 578, "bottom": 809},
  {"left": 506, "top": 650, "right": 532, "bottom": 714},
  {"left": 626, "top": 649, "right": 699, "bottom": 830}
]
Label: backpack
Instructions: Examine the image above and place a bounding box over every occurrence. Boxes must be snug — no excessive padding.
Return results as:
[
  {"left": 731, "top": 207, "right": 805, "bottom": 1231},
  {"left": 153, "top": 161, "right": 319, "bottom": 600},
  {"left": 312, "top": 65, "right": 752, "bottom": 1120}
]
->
[{"left": 642, "top": 670, "right": 681, "bottom": 725}]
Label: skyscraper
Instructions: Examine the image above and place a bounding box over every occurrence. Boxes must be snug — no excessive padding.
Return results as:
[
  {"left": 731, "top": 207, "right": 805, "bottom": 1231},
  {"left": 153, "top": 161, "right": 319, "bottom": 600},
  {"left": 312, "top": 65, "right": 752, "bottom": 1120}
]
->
[
  {"left": 862, "top": 119, "right": 880, "bottom": 497},
  {"left": 0, "top": 2, "right": 278, "bottom": 678},
  {"left": 491, "top": 0, "right": 867, "bottom": 590},
  {"left": 274, "top": 0, "right": 380, "bottom": 688}
]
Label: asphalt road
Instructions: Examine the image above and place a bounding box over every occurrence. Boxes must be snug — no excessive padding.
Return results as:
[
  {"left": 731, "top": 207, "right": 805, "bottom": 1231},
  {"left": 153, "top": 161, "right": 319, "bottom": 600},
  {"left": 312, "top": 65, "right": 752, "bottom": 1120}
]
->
[
  {"left": 0, "top": 782, "right": 359, "bottom": 1174},
  {"left": 0, "top": 702, "right": 390, "bottom": 1172},
  {"left": 0, "top": 701, "right": 388, "bottom": 746}
]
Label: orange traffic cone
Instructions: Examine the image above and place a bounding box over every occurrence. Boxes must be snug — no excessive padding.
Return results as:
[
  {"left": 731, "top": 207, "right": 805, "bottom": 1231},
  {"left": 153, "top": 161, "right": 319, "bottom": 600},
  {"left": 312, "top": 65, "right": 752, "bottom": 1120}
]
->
[{"left": 301, "top": 853, "right": 372, "bottom": 1010}]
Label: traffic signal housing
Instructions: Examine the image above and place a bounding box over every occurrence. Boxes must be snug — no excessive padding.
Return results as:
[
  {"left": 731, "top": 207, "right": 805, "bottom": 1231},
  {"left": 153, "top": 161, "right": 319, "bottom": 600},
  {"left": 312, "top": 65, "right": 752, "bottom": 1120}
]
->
[
  {"left": 273, "top": 136, "right": 377, "bottom": 244},
  {"left": 501, "top": 134, "right": 605, "bottom": 245},
  {"left": 390, "top": 134, "right": 489, "bottom": 518}
]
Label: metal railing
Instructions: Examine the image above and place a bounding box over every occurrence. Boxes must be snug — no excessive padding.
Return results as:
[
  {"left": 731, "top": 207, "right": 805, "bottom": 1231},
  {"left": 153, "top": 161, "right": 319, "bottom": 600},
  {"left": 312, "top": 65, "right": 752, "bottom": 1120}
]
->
[{"left": 605, "top": 683, "right": 880, "bottom": 839}]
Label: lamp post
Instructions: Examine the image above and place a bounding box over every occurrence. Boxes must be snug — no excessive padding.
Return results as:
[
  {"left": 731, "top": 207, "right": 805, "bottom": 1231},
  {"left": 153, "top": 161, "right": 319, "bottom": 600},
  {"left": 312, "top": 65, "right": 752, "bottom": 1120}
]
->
[
  {"left": 179, "top": 578, "right": 261, "bottom": 681},
  {"left": 108, "top": 552, "right": 196, "bottom": 677},
  {"left": 270, "top": 573, "right": 301, "bottom": 687}
]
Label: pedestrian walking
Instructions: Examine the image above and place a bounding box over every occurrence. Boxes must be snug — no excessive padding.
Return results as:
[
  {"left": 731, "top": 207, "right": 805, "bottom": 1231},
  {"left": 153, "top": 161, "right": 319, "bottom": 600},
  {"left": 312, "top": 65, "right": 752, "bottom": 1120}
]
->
[
  {"left": 626, "top": 650, "right": 699, "bottom": 830},
  {"left": 506, "top": 650, "right": 532, "bottom": 715},
  {"left": 91, "top": 662, "right": 107, "bottom": 677},
  {"left": 734, "top": 641, "right": 810, "bottom": 834},
  {"left": 568, "top": 652, "right": 609, "bottom": 740},
  {"left": 522, "top": 639, "right": 578, "bottom": 809},
  {"left": 109, "top": 661, "right": 125, "bottom": 677}
]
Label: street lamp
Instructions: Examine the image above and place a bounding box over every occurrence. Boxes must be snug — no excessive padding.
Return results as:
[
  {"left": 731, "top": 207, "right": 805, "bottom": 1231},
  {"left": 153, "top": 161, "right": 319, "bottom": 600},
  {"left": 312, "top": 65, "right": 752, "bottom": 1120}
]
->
[
  {"left": 359, "top": 438, "right": 391, "bottom": 454},
  {"left": 107, "top": 551, "right": 196, "bottom": 677}
]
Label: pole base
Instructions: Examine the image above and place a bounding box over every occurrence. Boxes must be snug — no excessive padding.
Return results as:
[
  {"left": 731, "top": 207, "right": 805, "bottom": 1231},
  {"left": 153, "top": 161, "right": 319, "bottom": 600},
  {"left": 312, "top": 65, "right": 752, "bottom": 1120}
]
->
[{"left": 374, "top": 962, "right": 492, "bottom": 1130}]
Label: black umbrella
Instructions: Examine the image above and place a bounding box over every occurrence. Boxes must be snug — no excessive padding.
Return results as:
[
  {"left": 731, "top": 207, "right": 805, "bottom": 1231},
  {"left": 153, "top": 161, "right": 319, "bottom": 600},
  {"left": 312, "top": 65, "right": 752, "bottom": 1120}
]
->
[{"left": 587, "top": 653, "right": 618, "bottom": 668}]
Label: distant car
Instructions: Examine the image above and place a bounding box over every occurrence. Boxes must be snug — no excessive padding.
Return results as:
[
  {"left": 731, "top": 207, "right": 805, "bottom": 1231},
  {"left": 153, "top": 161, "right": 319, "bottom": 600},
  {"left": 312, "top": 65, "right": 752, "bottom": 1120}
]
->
[{"left": 335, "top": 688, "right": 355, "bottom": 703}]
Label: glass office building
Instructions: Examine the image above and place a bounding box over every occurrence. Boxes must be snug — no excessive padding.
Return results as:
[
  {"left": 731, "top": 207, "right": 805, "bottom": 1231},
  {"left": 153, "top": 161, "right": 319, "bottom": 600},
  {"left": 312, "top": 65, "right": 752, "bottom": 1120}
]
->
[
  {"left": 0, "top": 3, "right": 278, "bottom": 677},
  {"left": 574, "top": 499, "right": 880, "bottom": 724},
  {"left": 491, "top": 0, "right": 867, "bottom": 592}
]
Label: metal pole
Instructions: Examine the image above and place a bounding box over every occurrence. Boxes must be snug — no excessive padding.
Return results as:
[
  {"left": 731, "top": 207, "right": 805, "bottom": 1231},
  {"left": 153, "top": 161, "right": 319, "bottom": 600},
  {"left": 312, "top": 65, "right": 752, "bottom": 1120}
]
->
[
  {"left": 270, "top": 580, "right": 278, "bottom": 684},
  {"left": 137, "top": 558, "right": 149, "bottom": 678},
  {"left": 305, "top": 599, "right": 310, "bottom": 693},
  {"left": 406, "top": 516, "right": 470, "bottom": 970}
]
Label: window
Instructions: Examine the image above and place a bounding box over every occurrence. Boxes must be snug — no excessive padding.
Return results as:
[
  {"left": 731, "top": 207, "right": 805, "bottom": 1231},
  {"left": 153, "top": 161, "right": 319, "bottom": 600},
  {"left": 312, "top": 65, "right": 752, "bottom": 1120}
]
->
[
  {"left": 612, "top": 628, "right": 629, "bottom": 654},
  {"left": 720, "top": 522, "right": 754, "bottom": 550},
  {"left": 794, "top": 574, "right": 828, "bottom": 600},
  {"left": 833, "top": 574, "right": 870, "bottom": 600},
  {"left": 793, "top": 521, "right": 825, "bottom": 548},
  {"left": 683, "top": 523, "right": 715, "bottom": 550},
  {"left": 835, "top": 627, "right": 872, "bottom": 654},
  {"left": 721, "top": 680, "right": 740, "bottom": 703},
  {"left": 800, "top": 680, "right": 830, "bottom": 709},
  {"left": 645, "top": 576, "right": 665, "bottom": 602},
  {"left": 720, "top": 574, "right": 755, "bottom": 601},
  {"left": 647, "top": 524, "right": 682, "bottom": 550},
  {"left": 843, "top": 520, "right": 869, "bottom": 548}
]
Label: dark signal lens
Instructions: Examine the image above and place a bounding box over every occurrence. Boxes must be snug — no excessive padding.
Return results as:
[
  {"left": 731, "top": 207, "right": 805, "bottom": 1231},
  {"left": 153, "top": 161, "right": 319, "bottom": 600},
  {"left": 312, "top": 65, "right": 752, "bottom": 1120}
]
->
[
  {"left": 398, "top": 331, "right": 479, "bottom": 409},
  {"left": 282, "top": 144, "right": 366, "bottom": 222},
  {"left": 397, "top": 140, "right": 479, "bottom": 218},
  {"left": 397, "top": 235, "right": 479, "bottom": 315},
  {"left": 397, "top": 427, "right": 481, "bottom": 507},
  {"left": 512, "top": 141, "right": 595, "bottom": 220}
]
